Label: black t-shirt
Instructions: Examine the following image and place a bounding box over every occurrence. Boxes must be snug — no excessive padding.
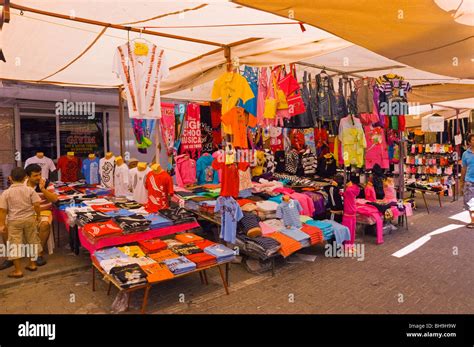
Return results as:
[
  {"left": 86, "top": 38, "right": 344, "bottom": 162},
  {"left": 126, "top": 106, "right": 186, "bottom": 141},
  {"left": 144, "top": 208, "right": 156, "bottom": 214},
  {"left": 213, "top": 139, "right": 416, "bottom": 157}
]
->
[
  {"left": 274, "top": 151, "right": 286, "bottom": 173},
  {"left": 323, "top": 185, "right": 343, "bottom": 211}
]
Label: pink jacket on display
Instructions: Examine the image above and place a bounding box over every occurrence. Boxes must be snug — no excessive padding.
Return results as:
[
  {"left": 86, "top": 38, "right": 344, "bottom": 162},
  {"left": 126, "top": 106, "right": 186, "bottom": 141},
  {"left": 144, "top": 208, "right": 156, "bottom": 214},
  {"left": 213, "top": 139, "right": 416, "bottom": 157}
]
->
[
  {"left": 175, "top": 154, "right": 197, "bottom": 187},
  {"left": 365, "top": 184, "right": 377, "bottom": 202},
  {"left": 364, "top": 125, "right": 389, "bottom": 169}
]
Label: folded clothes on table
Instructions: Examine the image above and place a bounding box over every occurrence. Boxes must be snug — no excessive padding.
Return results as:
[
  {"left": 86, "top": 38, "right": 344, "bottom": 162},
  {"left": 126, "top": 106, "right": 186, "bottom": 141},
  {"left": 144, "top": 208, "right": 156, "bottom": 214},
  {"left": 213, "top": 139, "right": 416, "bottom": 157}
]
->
[
  {"left": 94, "top": 247, "right": 129, "bottom": 262},
  {"left": 114, "top": 214, "right": 151, "bottom": 234},
  {"left": 279, "top": 227, "right": 311, "bottom": 248},
  {"left": 148, "top": 249, "right": 179, "bottom": 263},
  {"left": 140, "top": 262, "right": 174, "bottom": 282},
  {"left": 110, "top": 263, "right": 148, "bottom": 288},
  {"left": 171, "top": 244, "right": 203, "bottom": 256},
  {"left": 143, "top": 214, "right": 173, "bottom": 229},
  {"left": 75, "top": 211, "right": 111, "bottom": 226},
  {"left": 175, "top": 233, "right": 203, "bottom": 244},
  {"left": 300, "top": 224, "right": 324, "bottom": 245},
  {"left": 203, "top": 244, "right": 235, "bottom": 263},
  {"left": 185, "top": 253, "right": 217, "bottom": 268},
  {"left": 114, "top": 201, "right": 142, "bottom": 210},
  {"left": 159, "top": 207, "right": 197, "bottom": 225},
  {"left": 162, "top": 256, "right": 197, "bottom": 275},
  {"left": 117, "top": 245, "right": 146, "bottom": 258},
  {"left": 266, "top": 232, "right": 302, "bottom": 258},
  {"left": 138, "top": 238, "right": 168, "bottom": 254},
  {"left": 321, "top": 219, "right": 351, "bottom": 245},
  {"left": 194, "top": 239, "right": 216, "bottom": 250},
  {"left": 83, "top": 220, "right": 123, "bottom": 238}
]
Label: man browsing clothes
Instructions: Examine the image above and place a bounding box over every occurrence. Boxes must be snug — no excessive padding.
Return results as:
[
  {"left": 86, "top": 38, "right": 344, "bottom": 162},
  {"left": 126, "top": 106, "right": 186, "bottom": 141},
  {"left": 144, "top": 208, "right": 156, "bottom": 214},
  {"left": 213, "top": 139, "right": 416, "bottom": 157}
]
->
[
  {"left": 0, "top": 164, "right": 58, "bottom": 270},
  {"left": 460, "top": 133, "right": 474, "bottom": 229}
]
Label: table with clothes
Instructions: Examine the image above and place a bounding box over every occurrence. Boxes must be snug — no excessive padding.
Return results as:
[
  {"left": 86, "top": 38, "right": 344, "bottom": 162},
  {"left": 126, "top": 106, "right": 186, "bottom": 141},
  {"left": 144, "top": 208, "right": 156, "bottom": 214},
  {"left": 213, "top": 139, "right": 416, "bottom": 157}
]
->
[
  {"left": 90, "top": 232, "right": 235, "bottom": 313},
  {"left": 173, "top": 179, "right": 352, "bottom": 275},
  {"left": 52, "top": 181, "right": 200, "bottom": 254}
]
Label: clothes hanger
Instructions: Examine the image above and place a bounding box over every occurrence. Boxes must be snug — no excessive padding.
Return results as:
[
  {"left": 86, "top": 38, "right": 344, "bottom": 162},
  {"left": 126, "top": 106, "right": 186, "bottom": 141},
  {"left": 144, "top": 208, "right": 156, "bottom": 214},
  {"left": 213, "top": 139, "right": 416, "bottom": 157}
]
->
[{"left": 131, "top": 28, "right": 153, "bottom": 45}]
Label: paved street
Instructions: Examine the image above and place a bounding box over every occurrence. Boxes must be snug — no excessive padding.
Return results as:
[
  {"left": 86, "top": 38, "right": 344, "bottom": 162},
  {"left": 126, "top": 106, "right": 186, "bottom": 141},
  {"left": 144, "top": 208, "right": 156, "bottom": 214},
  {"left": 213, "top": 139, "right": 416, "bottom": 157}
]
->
[{"left": 0, "top": 194, "right": 472, "bottom": 314}]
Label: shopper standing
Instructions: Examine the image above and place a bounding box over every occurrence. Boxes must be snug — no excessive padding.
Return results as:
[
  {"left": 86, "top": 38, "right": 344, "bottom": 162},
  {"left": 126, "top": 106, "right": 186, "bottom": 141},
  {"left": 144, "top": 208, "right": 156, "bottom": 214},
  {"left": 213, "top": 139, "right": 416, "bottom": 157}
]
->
[{"left": 460, "top": 134, "right": 474, "bottom": 228}]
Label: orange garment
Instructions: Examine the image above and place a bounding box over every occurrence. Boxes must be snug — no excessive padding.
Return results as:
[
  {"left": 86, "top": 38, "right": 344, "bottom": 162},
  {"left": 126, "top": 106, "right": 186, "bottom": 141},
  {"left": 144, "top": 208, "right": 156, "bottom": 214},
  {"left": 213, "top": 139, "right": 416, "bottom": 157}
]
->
[
  {"left": 194, "top": 239, "right": 216, "bottom": 251},
  {"left": 221, "top": 107, "right": 257, "bottom": 148},
  {"left": 300, "top": 224, "right": 324, "bottom": 245},
  {"left": 141, "top": 263, "right": 174, "bottom": 283},
  {"left": 237, "top": 199, "right": 256, "bottom": 207},
  {"left": 149, "top": 249, "right": 179, "bottom": 263},
  {"left": 266, "top": 232, "right": 302, "bottom": 258},
  {"left": 175, "top": 233, "right": 204, "bottom": 244}
]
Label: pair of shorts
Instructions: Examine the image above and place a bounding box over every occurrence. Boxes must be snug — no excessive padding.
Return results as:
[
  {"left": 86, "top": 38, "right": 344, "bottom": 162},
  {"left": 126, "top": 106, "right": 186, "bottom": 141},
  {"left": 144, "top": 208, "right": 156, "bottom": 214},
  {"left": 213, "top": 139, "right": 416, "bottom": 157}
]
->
[
  {"left": 38, "top": 210, "right": 53, "bottom": 225},
  {"left": 463, "top": 182, "right": 474, "bottom": 211},
  {"left": 7, "top": 217, "right": 42, "bottom": 260}
]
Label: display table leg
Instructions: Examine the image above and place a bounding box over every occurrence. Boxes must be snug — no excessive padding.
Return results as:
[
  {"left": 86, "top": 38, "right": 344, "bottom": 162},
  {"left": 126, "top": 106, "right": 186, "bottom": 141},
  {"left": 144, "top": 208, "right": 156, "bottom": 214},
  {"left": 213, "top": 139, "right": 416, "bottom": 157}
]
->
[
  {"left": 199, "top": 271, "right": 204, "bottom": 284},
  {"left": 271, "top": 258, "right": 275, "bottom": 277},
  {"left": 422, "top": 192, "right": 429, "bottom": 214},
  {"left": 127, "top": 291, "right": 132, "bottom": 310},
  {"left": 203, "top": 270, "right": 209, "bottom": 285},
  {"left": 107, "top": 281, "right": 112, "bottom": 296},
  {"left": 92, "top": 266, "right": 95, "bottom": 292},
  {"left": 225, "top": 263, "right": 230, "bottom": 287},
  {"left": 217, "top": 265, "right": 230, "bottom": 295},
  {"left": 141, "top": 286, "right": 151, "bottom": 314}
]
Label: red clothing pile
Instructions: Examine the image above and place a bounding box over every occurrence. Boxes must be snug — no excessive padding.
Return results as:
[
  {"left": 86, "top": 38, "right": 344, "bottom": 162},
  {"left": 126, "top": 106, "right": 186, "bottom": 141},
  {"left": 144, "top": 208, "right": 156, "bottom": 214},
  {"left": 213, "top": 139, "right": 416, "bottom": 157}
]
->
[
  {"left": 83, "top": 220, "right": 122, "bottom": 238},
  {"left": 194, "top": 239, "right": 216, "bottom": 251},
  {"left": 138, "top": 238, "right": 168, "bottom": 254},
  {"left": 185, "top": 253, "right": 217, "bottom": 268}
]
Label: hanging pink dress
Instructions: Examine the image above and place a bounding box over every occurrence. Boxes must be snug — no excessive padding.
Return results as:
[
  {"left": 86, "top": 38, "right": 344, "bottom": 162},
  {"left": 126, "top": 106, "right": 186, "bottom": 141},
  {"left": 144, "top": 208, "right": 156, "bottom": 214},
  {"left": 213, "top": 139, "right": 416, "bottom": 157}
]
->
[
  {"left": 257, "top": 67, "right": 269, "bottom": 126},
  {"left": 342, "top": 184, "right": 360, "bottom": 246}
]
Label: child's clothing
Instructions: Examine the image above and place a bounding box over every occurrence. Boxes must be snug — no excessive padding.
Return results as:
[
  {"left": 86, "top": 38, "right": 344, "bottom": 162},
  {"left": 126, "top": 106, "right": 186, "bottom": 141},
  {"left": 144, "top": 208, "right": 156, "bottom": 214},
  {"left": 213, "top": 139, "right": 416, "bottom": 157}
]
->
[
  {"left": 276, "top": 199, "right": 303, "bottom": 228},
  {"left": 0, "top": 183, "right": 43, "bottom": 260}
]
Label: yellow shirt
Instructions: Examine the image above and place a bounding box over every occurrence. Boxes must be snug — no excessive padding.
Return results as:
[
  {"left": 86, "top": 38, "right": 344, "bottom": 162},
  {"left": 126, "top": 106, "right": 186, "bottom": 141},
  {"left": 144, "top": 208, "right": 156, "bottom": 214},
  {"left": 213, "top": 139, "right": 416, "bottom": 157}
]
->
[{"left": 211, "top": 72, "right": 255, "bottom": 134}]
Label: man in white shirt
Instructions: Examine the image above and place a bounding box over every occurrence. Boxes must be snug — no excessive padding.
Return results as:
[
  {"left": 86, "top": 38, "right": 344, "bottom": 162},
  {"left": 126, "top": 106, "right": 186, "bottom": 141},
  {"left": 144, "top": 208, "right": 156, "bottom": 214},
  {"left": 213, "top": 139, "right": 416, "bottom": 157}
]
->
[{"left": 24, "top": 152, "right": 56, "bottom": 180}]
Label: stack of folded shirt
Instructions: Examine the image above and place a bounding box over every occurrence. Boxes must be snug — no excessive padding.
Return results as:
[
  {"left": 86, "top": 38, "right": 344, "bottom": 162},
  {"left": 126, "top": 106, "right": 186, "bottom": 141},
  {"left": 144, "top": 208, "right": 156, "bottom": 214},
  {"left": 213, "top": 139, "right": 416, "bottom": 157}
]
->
[
  {"left": 255, "top": 201, "right": 279, "bottom": 220},
  {"left": 198, "top": 200, "right": 217, "bottom": 214},
  {"left": 322, "top": 219, "right": 351, "bottom": 245},
  {"left": 266, "top": 232, "right": 302, "bottom": 257},
  {"left": 118, "top": 245, "right": 146, "bottom": 258},
  {"left": 175, "top": 233, "right": 203, "bottom": 244},
  {"left": 109, "top": 264, "right": 148, "bottom": 288},
  {"left": 114, "top": 200, "right": 142, "bottom": 210},
  {"left": 83, "top": 220, "right": 123, "bottom": 238},
  {"left": 144, "top": 214, "right": 173, "bottom": 229},
  {"left": 171, "top": 244, "right": 203, "bottom": 256},
  {"left": 194, "top": 239, "right": 216, "bottom": 250},
  {"left": 91, "top": 204, "right": 119, "bottom": 213},
  {"left": 300, "top": 224, "right": 324, "bottom": 245},
  {"left": 159, "top": 207, "right": 197, "bottom": 225},
  {"left": 114, "top": 214, "right": 151, "bottom": 234},
  {"left": 56, "top": 197, "right": 77, "bottom": 208},
  {"left": 279, "top": 227, "right": 311, "bottom": 248},
  {"left": 140, "top": 262, "right": 174, "bottom": 282},
  {"left": 75, "top": 211, "right": 111, "bottom": 226},
  {"left": 104, "top": 209, "right": 136, "bottom": 217},
  {"left": 260, "top": 219, "right": 284, "bottom": 234},
  {"left": 94, "top": 247, "right": 129, "bottom": 262},
  {"left": 174, "top": 191, "right": 197, "bottom": 200},
  {"left": 203, "top": 244, "right": 235, "bottom": 263},
  {"left": 163, "top": 239, "right": 183, "bottom": 249},
  {"left": 149, "top": 249, "right": 179, "bottom": 263},
  {"left": 76, "top": 195, "right": 102, "bottom": 204},
  {"left": 162, "top": 256, "right": 196, "bottom": 275},
  {"left": 65, "top": 206, "right": 93, "bottom": 225},
  {"left": 236, "top": 234, "right": 281, "bottom": 259},
  {"left": 138, "top": 238, "right": 168, "bottom": 254},
  {"left": 185, "top": 253, "right": 217, "bottom": 268},
  {"left": 305, "top": 220, "right": 334, "bottom": 240},
  {"left": 99, "top": 257, "right": 138, "bottom": 274}
]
